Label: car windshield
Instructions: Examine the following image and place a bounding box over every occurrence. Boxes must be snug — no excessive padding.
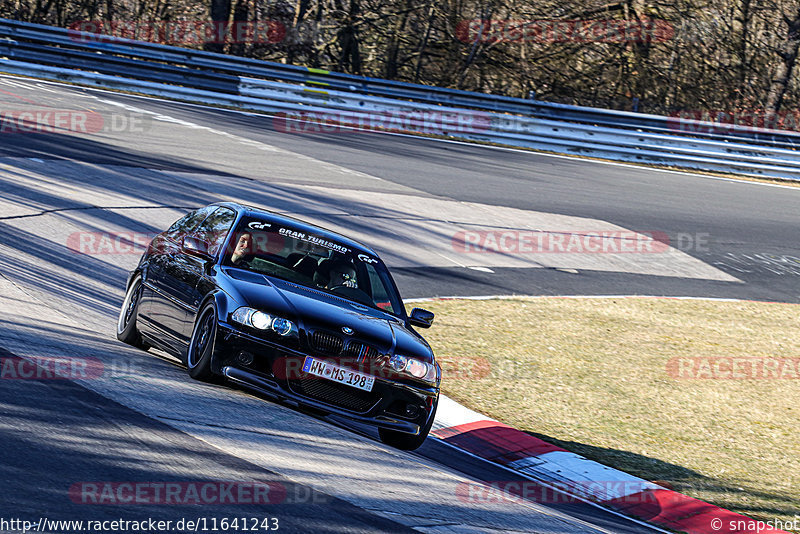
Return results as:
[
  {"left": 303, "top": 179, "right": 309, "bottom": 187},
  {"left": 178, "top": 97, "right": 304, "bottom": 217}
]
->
[{"left": 222, "top": 217, "right": 404, "bottom": 317}]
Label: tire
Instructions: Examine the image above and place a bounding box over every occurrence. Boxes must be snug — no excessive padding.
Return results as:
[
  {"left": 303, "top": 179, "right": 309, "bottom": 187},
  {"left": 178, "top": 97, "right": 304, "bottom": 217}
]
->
[
  {"left": 116, "top": 274, "right": 149, "bottom": 350},
  {"left": 186, "top": 302, "right": 219, "bottom": 382},
  {"left": 379, "top": 399, "right": 437, "bottom": 451}
]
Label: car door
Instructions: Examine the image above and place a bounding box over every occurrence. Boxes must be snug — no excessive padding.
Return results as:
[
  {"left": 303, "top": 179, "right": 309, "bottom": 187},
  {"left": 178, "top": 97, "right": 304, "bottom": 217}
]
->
[
  {"left": 144, "top": 206, "right": 215, "bottom": 349},
  {"left": 174, "top": 206, "right": 238, "bottom": 341}
]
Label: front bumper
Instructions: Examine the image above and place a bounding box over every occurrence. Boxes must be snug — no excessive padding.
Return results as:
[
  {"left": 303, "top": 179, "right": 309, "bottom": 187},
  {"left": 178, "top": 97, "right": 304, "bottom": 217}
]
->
[{"left": 213, "top": 323, "right": 438, "bottom": 435}]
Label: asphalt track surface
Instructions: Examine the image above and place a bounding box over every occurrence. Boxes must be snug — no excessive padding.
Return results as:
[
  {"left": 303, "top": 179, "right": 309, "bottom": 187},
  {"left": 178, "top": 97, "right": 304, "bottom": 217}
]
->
[{"left": 0, "top": 74, "right": 797, "bottom": 533}]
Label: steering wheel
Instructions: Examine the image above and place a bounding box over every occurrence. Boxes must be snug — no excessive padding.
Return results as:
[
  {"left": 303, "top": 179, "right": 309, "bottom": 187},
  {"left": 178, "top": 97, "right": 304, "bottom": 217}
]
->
[{"left": 328, "top": 285, "right": 350, "bottom": 292}]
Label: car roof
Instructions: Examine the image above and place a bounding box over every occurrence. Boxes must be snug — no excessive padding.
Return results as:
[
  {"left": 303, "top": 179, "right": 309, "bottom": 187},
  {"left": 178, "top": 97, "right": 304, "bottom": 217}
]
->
[{"left": 211, "top": 202, "right": 380, "bottom": 257}]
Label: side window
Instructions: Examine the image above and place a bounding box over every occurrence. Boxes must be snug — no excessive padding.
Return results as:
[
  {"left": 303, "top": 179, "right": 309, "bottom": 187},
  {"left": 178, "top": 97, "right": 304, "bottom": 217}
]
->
[
  {"left": 194, "top": 207, "right": 237, "bottom": 256},
  {"left": 366, "top": 264, "right": 395, "bottom": 314},
  {"left": 166, "top": 207, "right": 214, "bottom": 241}
]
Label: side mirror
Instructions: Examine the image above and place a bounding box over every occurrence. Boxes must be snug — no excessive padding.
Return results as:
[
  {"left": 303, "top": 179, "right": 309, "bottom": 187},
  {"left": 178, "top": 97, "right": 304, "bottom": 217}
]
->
[
  {"left": 182, "top": 236, "right": 213, "bottom": 261},
  {"left": 409, "top": 308, "right": 434, "bottom": 328}
]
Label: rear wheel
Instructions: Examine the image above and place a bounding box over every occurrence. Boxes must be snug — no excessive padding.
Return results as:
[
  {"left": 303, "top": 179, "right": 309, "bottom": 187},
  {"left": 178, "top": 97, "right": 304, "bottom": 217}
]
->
[
  {"left": 187, "top": 302, "right": 218, "bottom": 382},
  {"left": 379, "top": 399, "right": 437, "bottom": 451},
  {"left": 116, "top": 274, "right": 149, "bottom": 349}
]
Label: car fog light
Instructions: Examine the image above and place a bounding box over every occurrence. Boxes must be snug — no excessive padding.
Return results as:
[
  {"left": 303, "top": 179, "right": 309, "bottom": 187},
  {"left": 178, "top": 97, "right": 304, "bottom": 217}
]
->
[
  {"left": 237, "top": 351, "right": 254, "bottom": 366},
  {"left": 405, "top": 404, "right": 420, "bottom": 418}
]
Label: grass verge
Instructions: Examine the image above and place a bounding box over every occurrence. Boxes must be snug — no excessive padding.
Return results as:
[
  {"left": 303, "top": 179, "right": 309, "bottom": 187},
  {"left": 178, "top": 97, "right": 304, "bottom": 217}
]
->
[{"left": 414, "top": 297, "right": 800, "bottom": 530}]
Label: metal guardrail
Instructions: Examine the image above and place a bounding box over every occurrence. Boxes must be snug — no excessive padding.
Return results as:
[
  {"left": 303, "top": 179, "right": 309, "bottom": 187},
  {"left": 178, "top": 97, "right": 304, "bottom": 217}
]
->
[{"left": 1, "top": 17, "right": 800, "bottom": 180}]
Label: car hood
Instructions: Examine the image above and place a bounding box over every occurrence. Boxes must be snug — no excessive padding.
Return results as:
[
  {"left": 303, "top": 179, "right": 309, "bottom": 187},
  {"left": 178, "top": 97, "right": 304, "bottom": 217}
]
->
[{"left": 221, "top": 268, "right": 432, "bottom": 361}]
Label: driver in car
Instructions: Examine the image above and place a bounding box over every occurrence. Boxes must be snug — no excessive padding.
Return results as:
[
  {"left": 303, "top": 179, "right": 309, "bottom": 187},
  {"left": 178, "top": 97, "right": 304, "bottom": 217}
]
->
[
  {"left": 231, "top": 232, "right": 253, "bottom": 266},
  {"left": 327, "top": 260, "right": 357, "bottom": 289}
]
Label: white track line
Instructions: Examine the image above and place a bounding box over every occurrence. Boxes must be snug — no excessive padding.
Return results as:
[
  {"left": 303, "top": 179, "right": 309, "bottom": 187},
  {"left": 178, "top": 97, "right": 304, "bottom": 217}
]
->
[{"left": 405, "top": 294, "right": 800, "bottom": 304}]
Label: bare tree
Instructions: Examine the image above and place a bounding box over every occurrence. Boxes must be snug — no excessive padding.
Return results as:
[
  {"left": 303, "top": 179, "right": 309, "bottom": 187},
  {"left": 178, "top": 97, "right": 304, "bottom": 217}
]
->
[
  {"left": 206, "top": 0, "right": 231, "bottom": 53},
  {"left": 3, "top": 0, "right": 799, "bottom": 115},
  {"left": 766, "top": 4, "right": 800, "bottom": 113}
]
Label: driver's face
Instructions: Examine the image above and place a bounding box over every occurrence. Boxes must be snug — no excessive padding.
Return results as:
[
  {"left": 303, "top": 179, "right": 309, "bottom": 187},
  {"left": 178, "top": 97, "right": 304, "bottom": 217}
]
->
[{"left": 234, "top": 233, "right": 252, "bottom": 255}]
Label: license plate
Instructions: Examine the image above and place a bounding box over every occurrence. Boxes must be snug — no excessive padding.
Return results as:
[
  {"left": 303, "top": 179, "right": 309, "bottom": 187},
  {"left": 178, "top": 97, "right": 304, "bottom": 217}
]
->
[{"left": 302, "top": 356, "right": 375, "bottom": 392}]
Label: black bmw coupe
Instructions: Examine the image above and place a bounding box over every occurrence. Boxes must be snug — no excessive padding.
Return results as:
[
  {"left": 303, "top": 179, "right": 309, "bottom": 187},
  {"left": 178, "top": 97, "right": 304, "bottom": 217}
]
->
[{"left": 117, "top": 202, "right": 440, "bottom": 449}]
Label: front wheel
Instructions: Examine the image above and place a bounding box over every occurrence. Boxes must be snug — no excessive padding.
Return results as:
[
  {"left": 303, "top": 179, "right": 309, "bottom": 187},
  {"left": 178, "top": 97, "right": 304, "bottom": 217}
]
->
[
  {"left": 379, "top": 400, "right": 437, "bottom": 451},
  {"left": 186, "top": 302, "right": 219, "bottom": 382},
  {"left": 116, "top": 274, "right": 149, "bottom": 349}
]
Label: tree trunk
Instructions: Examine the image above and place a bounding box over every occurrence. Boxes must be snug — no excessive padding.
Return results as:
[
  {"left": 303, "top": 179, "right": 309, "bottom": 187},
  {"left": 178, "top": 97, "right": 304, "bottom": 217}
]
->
[
  {"left": 205, "top": 0, "right": 231, "bottom": 53},
  {"left": 412, "top": 2, "right": 435, "bottom": 82},
  {"left": 229, "top": 0, "right": 249, "bottom": 56},
  {"left": 766, "top": 9, "right": 800, "bottom": 114},
  {"left": 384, "top": 1, "right": 410, "bottom": 79},
  {"left": 732, "top": 0, "right": 751, "bottom": 104},
  {"left": 336, "top": 0, "right": 361, "bottom": 73}
]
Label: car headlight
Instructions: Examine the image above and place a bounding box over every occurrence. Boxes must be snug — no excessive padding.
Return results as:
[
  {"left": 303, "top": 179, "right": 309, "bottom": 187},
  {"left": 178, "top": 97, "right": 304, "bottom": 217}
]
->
[
  {"left": 389, "top": 354, "right": 407, "bottom": 372},
  {"left": 231, "top": 307, "right": 296, "bottom": 336},
  {"left": 251, "top": 311, "right": 272, "bottom": 330},
  {"left": 406, "top": 358, "right": 427, "bottom": 378},
  {"left": 389, "top": 354, "right": 437, "bottom": 382}
]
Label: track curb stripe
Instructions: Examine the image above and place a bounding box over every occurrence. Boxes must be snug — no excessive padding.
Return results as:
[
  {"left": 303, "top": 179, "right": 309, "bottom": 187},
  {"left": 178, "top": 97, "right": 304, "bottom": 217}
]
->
[
  {"left": 433, "top": 406, "right": 788, "bottom": 533},
  {"left": 432, "top": 420, "right": 566, "bottom": 462}
]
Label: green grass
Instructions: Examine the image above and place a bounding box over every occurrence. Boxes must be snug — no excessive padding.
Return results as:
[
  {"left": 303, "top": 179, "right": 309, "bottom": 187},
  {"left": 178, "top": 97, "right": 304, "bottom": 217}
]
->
[{"left": 414, "top": 297, "right": 800, "bottom": 531}]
